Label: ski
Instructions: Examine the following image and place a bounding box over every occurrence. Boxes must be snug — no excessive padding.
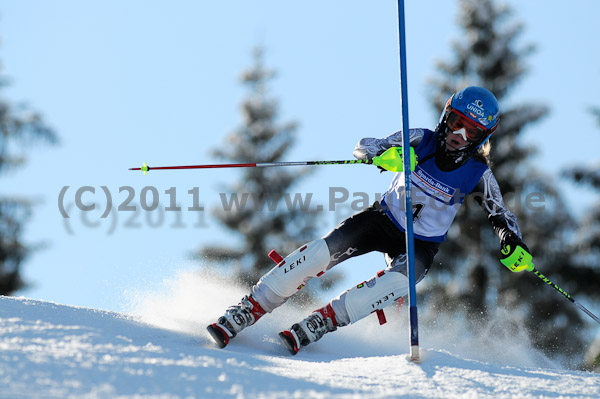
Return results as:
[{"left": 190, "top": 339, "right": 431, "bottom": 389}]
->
[
  {"left": 278, "top": 330, "right": 300, "bottom": 356},
  {"left": 206, "top": 323, "right": 231, "bottom": 349}
]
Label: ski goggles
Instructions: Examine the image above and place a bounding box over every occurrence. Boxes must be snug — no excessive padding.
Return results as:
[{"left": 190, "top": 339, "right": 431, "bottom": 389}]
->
[{"left": 446, "top": 109, "right": 488, "bottom": 142}]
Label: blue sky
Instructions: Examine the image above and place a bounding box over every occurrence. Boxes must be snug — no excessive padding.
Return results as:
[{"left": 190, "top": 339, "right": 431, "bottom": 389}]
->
[{"left": 1, "top": 1, "right": 599, "bottom": 311}]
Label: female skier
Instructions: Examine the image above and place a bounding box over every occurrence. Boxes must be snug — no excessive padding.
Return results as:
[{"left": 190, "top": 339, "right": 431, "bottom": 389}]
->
[{"left": 207, "top": 86, "right": 534, "bottom": 355}]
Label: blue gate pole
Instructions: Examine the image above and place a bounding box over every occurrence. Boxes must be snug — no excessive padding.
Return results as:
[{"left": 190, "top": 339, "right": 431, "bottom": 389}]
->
[{"left": 396, "top": 0, "right": 419, "bottom": 362}]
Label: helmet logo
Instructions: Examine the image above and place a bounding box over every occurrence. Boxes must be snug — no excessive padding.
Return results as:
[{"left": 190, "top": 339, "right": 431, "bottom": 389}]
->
[{"left": 467, "top": 100, "right": 485, "bottom": 118}]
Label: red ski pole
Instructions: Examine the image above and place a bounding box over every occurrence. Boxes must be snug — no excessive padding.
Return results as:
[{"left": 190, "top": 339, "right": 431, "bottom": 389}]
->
[
  {"left": 128, "top": 148, "right": 418, "bottom": 175},
  {"left": 129, "top": 160, "right": 371, "bottom": 175}
]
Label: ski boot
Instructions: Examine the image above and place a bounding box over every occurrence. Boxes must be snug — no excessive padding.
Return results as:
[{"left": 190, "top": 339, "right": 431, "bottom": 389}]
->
[
  {"left": 279, "top": 304, "right": 338, "bottom": 355},
  {"left": 207, "top": 294, "right": 267, "bottom": 348}
]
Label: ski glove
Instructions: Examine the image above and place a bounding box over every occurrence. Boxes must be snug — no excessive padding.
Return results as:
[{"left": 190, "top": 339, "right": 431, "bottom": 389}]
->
[
  {"left": 373, "top": 149, "right": 388, "bottom": 173},
  {"left": 500, "top": 236, "right": 534, "bottom": 273},
  {"left": 372, "top": 147, "right": 417, "bottom": 173}
]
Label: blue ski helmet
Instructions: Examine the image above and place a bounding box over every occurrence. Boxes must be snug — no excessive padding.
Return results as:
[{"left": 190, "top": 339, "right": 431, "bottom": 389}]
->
[
  {"left": 447, "top": 86, "right": 500, "bottom": 136},
  {"left": 436, "top": 86, "right": 500, "bottom": 165}
]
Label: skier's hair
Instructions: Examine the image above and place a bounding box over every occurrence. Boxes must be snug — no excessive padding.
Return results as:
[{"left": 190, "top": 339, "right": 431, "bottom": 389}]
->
[{"left": 473, "top": 140, "right": 492, "bottom": 166}]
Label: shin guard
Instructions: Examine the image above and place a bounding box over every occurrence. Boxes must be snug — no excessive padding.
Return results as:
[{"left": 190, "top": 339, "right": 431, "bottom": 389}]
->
[
  {"left": 259, "top": 239, "right": 330, "bottom": 299},
  {"left": 339, "top": 270, "right": 408, "bottom": 324}
]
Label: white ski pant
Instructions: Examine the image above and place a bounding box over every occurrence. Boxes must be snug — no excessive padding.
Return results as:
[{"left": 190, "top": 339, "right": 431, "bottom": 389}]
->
[{"left": 251, "top": 202, "right": 439, "bottom": 326}]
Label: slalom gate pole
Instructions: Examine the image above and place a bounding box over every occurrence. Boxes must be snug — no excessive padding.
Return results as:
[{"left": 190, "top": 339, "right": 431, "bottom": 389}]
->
[
  {"left": 396, "top": 0, "right": 420, "bottom": 362},
  {"left": 532, "top": 268, "right": 600, "bottom": 325}
]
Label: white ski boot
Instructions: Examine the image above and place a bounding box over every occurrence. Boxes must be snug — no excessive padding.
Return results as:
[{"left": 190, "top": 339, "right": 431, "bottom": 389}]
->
[
  {"left": 207, "top": 294, "right": 267, "bottom": 348},
  {"left": 279, "top": 304, "right": 338, "bottom": 355}
]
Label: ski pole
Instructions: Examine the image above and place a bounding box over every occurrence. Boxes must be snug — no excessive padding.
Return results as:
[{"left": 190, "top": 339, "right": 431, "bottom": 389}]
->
[
  {"left": 129, "top": 147, "right": 418, "bottom": 175},
  {"left": 532, "top": 267, "right": 600, "bottom": 324},
  {"left": 130, "top": 159, "right": 369, "bottom": 175}
]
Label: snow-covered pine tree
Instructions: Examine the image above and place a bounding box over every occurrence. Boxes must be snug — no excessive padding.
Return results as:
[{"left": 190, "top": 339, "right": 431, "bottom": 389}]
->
[
  {"left": 0, "top": 45, "right": 57, "bottom": 295},
  {"left": 564, "top": 108, "right": 600, "bottom": 371},
  {"left": 424, "top": 0, "right": 595, "bottom": 364},
  {"left": 199, "top": 47, "right": 321, "bottom": 285},
  {"left": 564, "top": 108, "right": 600, "bottom": 272}
]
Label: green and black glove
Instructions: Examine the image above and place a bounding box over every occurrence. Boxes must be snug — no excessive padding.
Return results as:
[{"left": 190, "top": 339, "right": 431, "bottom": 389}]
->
[
  {"left": 372, "top": 147, "right": 417, "bottom": 173},
  {"left": 500, "top": 236, "right": 534, "bottom": 273}
]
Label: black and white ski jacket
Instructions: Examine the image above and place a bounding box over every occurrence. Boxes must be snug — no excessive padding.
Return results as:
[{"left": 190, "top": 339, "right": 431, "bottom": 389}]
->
[{"left": 353, "top": 129, "right": 522, "bottom": 244}]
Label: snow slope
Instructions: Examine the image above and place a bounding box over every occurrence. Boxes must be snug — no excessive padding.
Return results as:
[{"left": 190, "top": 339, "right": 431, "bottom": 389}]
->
[{"left": 1, "top": 271, "right": 599, "bottom": 399}]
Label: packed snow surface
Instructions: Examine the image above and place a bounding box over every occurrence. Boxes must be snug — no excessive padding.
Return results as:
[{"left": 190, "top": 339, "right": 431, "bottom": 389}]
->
[{"left": 1, "top": 270, "right": 599, "bottom": 399}]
